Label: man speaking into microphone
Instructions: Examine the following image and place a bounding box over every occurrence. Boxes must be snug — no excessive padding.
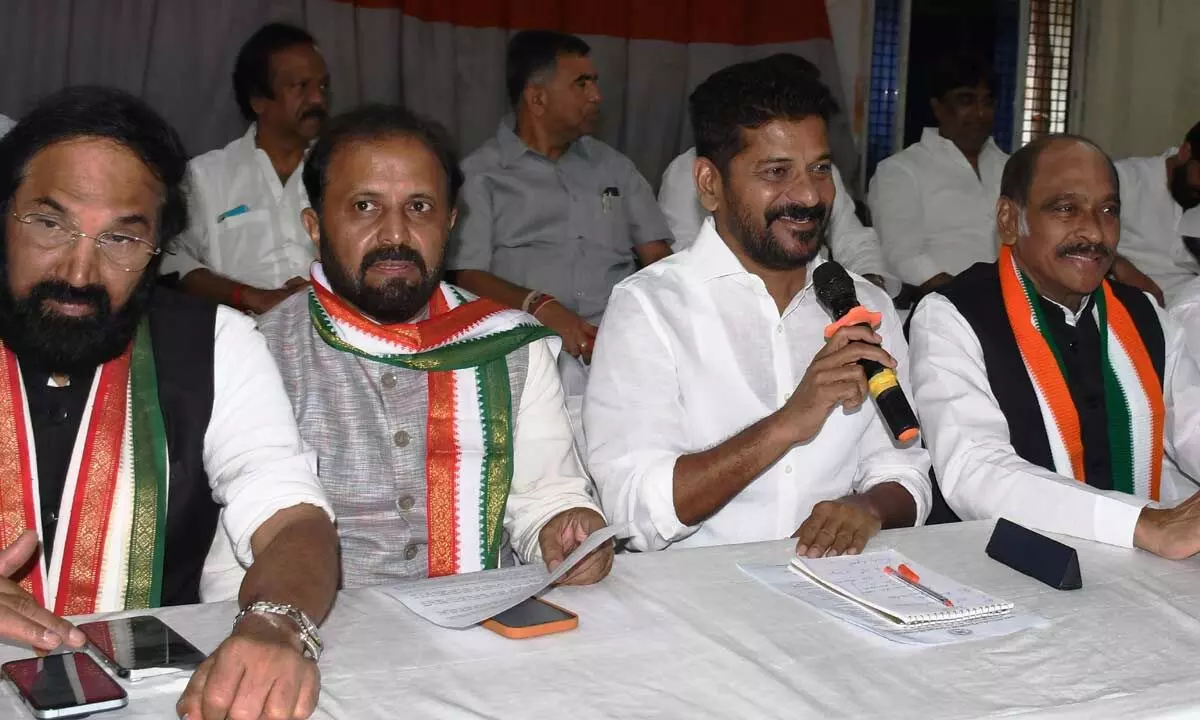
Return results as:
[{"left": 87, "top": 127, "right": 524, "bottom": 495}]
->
[{"left": 584, "top": 55, "right": 932, "bottom": 556}]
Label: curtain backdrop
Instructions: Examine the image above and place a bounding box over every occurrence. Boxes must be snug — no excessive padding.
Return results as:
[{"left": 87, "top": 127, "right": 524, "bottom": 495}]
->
[{"left": 0, "top": 0, "right": 856, "bottom": 188}]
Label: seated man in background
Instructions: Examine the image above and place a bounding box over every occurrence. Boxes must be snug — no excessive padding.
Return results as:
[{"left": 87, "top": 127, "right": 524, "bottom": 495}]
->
[
  {"left": 0, "top": 87, "right": 337, "bottom": 720},
  {"left": 164, "top": 23, "right": 330, "bottom": 315},
  {"left": 449, "top": 30, "right": 672, "bottom": 362},
  {"left": 585, "top": 56, "right": 931, "bottom": 554},
  {"left": 1105, "top": 121, "right": 1200, "bottom": 306},
  {"left": 658, "top": 54, "right": 898, "bottom": 296},
  {"left": 869, "top": 53, "right": 1008, "bottom": 296},
  {"left": 909, "top": 134, "right": 1200, "bottom": 558},
  {"left": 260, "top": 105, "right": 613, "bottom": 586}
]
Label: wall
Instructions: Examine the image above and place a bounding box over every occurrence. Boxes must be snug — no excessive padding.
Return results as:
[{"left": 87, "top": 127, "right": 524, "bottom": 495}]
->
[{"left": 1075, "top": 0, "right": 1200, "bottom": 160}]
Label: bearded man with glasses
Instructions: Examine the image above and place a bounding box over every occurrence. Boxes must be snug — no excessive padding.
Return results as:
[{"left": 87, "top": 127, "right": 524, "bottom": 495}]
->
[{"left": 0, "top": 87, "right": 339, "bottom": 720}]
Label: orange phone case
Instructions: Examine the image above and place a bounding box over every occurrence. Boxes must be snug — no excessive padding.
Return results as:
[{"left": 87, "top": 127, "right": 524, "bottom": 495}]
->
[{"left": 480, "top": 599, "right": 579, "bottom": 639}]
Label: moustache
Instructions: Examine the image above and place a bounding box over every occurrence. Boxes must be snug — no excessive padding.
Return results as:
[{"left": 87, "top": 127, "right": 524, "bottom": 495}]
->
[
  {"left": 300, "top": 106, "right": 328, "bottom": 122},
  {"left": 766, "top": 203, "right": 828, "bottom": 226},
  {"left": 1056, "top": 242, "right": 1113, "bottom": 260},
  {"left": 29, "top": 280, "right": 110, "bottom": 316},
  {"left": 359, "top": 245, "right": 428, "bottom": 280}
]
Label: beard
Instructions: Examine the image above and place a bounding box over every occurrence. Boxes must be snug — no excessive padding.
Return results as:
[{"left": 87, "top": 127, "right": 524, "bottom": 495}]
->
[
  {"left": 320, "top": 234, "right": 444, "bottom": 325},
  {"left": 727, "top": 193, "right": 829, "bottom": 271},
  {"left": 1169, "top": 161, "right": 1200, "bottom": 211},
  {"left": 0, "top": 236, "right": 155, "bottom": 376}
]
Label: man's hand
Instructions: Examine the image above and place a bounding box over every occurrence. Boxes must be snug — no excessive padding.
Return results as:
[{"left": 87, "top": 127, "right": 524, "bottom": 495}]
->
[
  {"left": 0, "top": 530, "right": 86, "bottom": 652},
  {"left": 177, "top": 613, "right": 319, "bottom": 720},
  {"left": 777, "top": 325, "right": 896, "bottom": 445},
  {"left": 918, "top": 273, "right": 954, "bottom": 294},
  {"left": 244, "top": 277, "right": 310, "bottom": 316},
  {"left": 793, "top": 495, "right": 883, "bottom": 559},
  {"left": 1110, "top": 256, "right": 1165, "bottom": 307},
  {"left": 538, "top": 508, "right": 613, "bottom": 586},
  {"left": 535, "top": 301, "right": 599, "bottom": 363},
  {"left": 1134, "top": 491, "right": 1200, "bottom": 560}
]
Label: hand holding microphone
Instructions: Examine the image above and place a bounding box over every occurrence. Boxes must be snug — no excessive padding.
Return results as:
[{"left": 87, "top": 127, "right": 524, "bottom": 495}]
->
[
  {"left": 778, "top": 323, "right": 900, "bottom": 445},
  {"left": 811, "top": 261, "right": 920, "bottom": 444}
]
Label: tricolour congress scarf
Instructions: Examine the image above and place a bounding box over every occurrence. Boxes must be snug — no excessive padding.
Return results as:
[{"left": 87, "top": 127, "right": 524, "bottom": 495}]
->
[
  {"left": 0, "top": 320, "right": 168, "bottom": 615},
  {"left": 999, "top": 244, "right": 1163, "bottom": 500},
  {"left": 307, "top": 264, "right": 554, "bottom": 576}
]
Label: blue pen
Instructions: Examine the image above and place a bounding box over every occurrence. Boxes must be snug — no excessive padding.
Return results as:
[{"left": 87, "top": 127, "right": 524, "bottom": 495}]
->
[{"left": 217, "top": 204, "right": 250, "bottom": 223}]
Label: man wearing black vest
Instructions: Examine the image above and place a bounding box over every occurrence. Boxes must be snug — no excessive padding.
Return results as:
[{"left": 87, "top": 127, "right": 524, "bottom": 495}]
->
[
  {"left": 909, "top": 133, "right": 1200, "bottom": 559},
  {"left": 0, "top": 88, "right": 337, "bottom": 719}
]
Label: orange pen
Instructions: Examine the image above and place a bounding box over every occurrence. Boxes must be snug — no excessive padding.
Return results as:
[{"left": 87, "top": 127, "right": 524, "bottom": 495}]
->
[{"left": 884, "top": 564, "right": 955, "bottom": 607}]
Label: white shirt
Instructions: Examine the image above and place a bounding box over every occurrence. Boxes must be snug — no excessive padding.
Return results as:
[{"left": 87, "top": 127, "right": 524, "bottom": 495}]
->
[
  {"left": 162, "top": 124, "right": 315, "bottom": 290},
  {"left": 658, "top": 147, "right": 900, "bottom": 296},
  {"left": 909, "top": 291, "right": 1200, "bottom": 548},
  {"left": 1115, "top": 150, "right": 1200, "bottom": 306},
  {"left": 584, "top": 218, "right": 932, "bottom": 551},
  {"left": 868, "top": 128, "right": 1008, "bottom": 286},
  {"left": 196, "top": 306, "right": 334, "bottom": 601},
  {"left": 0, "top": 114, "right": 14, "bottom": 137}
]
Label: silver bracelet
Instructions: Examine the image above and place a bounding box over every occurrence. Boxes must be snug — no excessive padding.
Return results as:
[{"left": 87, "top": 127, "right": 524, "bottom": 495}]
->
[{"left": 234, "top": 601, "right": 323, "bottom": 662}]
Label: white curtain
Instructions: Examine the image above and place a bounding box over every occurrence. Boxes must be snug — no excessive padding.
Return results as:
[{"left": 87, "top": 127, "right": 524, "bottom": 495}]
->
[{"left": 0, "top": 0, "right": 856, "bottom": 188}]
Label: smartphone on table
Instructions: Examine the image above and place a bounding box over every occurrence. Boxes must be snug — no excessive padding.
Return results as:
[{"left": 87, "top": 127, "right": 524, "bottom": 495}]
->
[
  {"left": 481, "top": 597, "right": 578, "bottom": 639},
  {"left": 78, "top": 615, "right": 206, "bottom": 681},
  {"left": 3, "top": 652, "right": 127, "bottom": 718}
]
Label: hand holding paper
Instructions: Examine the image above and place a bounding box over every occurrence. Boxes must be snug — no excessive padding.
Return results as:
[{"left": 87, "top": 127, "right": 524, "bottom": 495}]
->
[{"left": 381, "top": 524, "right": 628, "bottom": 629}]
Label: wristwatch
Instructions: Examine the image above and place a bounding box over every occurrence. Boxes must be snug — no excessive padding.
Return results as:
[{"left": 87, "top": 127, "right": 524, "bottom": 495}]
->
[{"left": 234, "top": 601, "right": 324, "bottom": 662}]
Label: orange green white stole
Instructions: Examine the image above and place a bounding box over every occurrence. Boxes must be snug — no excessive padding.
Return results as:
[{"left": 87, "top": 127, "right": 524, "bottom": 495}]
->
[
  {"left": 307, "top": 264, "right": 554, "bottom": 577},
  {"left": 0, "top": 319, "right": 168, "bottom": 615},
  {"left": 999, "top": 244, "right": 1164, "bottom": 500}
]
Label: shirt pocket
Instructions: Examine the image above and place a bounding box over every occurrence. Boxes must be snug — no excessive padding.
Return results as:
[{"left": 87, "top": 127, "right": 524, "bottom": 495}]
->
[
  {"left": 213, "top": 209, "right": 272, "bottom": 275},
  {"left": 594, "top": 188, "right": 631, "bottom": 255}
]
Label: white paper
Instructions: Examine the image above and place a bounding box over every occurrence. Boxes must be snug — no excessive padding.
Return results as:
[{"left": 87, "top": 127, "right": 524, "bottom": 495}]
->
[
  {"left": 379, "top": 525, "right": 625, "bottom": 628},
  {"left": 739, "top": 563, "right": 1046, "bottom": 647}
]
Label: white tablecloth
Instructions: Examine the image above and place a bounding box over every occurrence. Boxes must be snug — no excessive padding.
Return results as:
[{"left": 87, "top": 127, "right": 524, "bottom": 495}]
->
[{"left": 3, "top": 520, "right": 1200, "bottom": 719}]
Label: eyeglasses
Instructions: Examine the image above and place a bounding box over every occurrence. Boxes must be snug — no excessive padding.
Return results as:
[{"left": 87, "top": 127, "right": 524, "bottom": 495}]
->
[{"left": 10, "top": 211, "right": 160, "bottom": 272}]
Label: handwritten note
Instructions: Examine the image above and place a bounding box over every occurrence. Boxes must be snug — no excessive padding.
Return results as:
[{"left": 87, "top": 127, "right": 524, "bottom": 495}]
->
[{"left": 379, "top": 525, "right": 625, "bottom": 628}]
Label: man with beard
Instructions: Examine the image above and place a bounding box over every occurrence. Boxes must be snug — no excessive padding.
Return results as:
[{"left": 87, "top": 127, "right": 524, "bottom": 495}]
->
[
  {"left": 869, "top": 53, "right": 1009, "bottom": 296},
  {"left": 1101, "top": 122, "right": 1200, "bottom": 307},
  {"left": 0, "top": 87, "right": 338, "bottom": 720},
  {"left": 909, "top": 134, "right": 1200, "bottom": 557},
  {"left": 163, "top": 23, "right": 330, "bottom": 315},
  {"left": 584, "top": 57, "right": 931, "bottom": 553},
  {"left": 258, "top": 105, "right": 613, "bottom": 586}
]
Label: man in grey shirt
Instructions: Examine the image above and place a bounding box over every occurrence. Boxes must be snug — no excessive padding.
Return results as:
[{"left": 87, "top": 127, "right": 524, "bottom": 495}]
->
[{"left": 449, "top": 30, "right": 673, "bottom": 362}]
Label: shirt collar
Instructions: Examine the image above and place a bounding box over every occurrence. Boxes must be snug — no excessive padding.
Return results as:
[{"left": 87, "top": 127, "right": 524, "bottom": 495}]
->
[
  {"left": 688, "top": 216, "right": 824, "bottom": 290},
  {"left": 496, "top": 116, "right": 590, "bottom": 167},
  {"left": 920, "top": 126, "right": 1000, "bottom": 161},
  {"left": 1042, "top": 292, "right": 1094, "bottom": 328}
]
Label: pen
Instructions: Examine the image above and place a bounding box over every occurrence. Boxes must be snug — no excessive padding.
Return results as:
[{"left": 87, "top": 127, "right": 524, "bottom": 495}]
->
[{"left": 883, "top": 564, "right": 954, "bottom": 607}]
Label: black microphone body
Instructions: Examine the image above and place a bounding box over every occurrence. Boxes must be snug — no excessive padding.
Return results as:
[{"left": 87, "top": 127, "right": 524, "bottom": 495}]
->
[{"left": 812, "top": 262, "right": 920, "bottom": 444}]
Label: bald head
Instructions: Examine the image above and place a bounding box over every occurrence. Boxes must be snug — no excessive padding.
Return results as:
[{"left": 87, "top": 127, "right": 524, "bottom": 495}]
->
[{"left": 1000, "top": 133, "right": 1118, "bottom": 209}]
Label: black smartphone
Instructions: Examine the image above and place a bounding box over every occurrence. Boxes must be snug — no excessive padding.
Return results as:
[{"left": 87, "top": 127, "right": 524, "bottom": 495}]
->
[
  {"left": 2, "top": 652, "right": 127, "bottom": 719},
  {"left": 78, "top": 615, "right": 206, "bottom": 680}
]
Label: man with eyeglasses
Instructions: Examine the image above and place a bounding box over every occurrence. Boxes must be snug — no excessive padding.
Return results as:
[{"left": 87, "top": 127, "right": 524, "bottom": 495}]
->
[
  {"left": 0, "top": 87, "right": 338, "bottom": 720},
  {"left": 162, "top": 23, "right": 330, "bottom": 316}
]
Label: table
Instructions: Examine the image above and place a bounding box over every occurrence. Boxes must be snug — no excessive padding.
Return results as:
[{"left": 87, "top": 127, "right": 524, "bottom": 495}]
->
[{"left": 3, "top": 519, "right": 1200, "bottom": 719}]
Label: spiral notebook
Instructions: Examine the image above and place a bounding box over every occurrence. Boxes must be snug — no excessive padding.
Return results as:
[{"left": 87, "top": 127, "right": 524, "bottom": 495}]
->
[{"left": 790, "top": 550, "right": 1014, "bottom": 626}]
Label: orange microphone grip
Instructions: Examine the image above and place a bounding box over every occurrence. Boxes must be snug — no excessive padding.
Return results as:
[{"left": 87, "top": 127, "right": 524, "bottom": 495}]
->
[{"left": 823, "top": 305, "right": 883, "bottom": 338}]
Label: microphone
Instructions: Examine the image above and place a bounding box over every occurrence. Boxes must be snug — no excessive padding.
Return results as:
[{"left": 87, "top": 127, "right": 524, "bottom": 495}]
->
[{"left": 812, "top": 261, "right": 920, "bottom": 444}]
